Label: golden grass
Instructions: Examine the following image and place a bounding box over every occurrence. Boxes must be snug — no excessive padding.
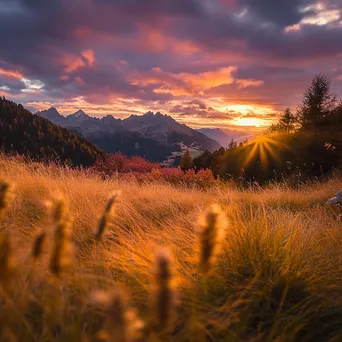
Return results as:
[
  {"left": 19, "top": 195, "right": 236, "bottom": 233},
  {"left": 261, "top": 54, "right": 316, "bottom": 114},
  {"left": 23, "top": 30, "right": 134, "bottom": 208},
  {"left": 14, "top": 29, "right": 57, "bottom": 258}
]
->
[{"left": 1, "top": 156, "right": 342, "bottom": 341}]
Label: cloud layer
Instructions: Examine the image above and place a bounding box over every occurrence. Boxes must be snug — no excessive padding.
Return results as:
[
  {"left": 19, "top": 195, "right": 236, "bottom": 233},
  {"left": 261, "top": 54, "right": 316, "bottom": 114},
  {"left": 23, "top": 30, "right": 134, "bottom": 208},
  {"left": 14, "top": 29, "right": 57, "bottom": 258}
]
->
[{"left": 1, "top": 0, "right": 342, "bottom": 128}]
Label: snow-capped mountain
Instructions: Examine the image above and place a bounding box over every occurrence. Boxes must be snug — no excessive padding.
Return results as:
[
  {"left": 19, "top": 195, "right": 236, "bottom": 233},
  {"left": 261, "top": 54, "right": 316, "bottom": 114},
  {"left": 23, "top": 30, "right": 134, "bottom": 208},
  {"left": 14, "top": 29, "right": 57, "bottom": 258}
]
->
[
  {"left": 123, "top": 111, "right": 220, "bottom": 149},
  {"left": 36, "top": 108, "right": 221, "bottom": 163}
]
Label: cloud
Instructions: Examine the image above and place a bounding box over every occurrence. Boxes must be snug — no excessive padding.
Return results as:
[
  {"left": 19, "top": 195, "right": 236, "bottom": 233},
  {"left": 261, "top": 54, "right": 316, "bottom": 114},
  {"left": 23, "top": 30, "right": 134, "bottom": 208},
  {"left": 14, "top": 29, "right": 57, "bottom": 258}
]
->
[
  {"left": 170, "top": 99, "right": 234, "bottom": 120},
  {"left": 240, "top": 0, "right": 312, "bottom": 27},
  {"left": 0, "top": 0, "right": 341, "bottom": 128}
]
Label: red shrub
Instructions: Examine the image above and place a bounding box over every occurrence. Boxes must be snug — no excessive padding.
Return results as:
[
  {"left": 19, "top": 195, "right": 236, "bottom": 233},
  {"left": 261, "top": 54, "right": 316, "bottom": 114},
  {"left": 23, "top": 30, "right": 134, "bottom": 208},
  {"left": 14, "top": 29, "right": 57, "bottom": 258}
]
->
[
  {"left": 92, "top": 153, "right": 161, "bottom": 176},
  {"left": 123, "top": 156, "right": 161, "bottom": 173},
  {"left": 92, "top": 153, "right": 216, "bottom": 187}
]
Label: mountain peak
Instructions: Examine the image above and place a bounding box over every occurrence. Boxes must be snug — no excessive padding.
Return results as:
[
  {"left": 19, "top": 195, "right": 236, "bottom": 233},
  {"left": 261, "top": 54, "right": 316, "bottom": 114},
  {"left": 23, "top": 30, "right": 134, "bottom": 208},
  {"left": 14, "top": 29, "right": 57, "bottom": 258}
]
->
[
  {"left": 73, "top": 109, "right": 87, "bottom": 118},
  {"left": 141, "top": 111, "right": 175, "bottom": 122},
  {"left": 101, "top": 114, "right": 120, "bottom": 123},
  {"left": 102, "top": 114, "right": 116, "bottom": 120},
  {"left": 36, "top": 106, "right": 65, "bottom": 121}
]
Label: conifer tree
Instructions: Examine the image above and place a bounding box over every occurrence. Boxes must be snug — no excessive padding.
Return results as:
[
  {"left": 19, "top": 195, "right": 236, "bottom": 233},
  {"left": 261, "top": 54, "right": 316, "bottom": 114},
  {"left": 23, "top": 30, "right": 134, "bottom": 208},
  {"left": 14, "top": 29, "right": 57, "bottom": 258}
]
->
[{"left": 180, "top": 149, "right": 194, "bottom": 171}]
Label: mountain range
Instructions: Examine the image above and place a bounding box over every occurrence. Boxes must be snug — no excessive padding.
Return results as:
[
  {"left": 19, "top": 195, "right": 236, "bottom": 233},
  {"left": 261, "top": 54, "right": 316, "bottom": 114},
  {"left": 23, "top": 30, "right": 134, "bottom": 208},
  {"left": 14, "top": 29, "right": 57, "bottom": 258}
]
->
[
  {"left": 0, "top": 98, "right": 106, "bottom": 166},
  {"left": 36, "top": 108, "right": 221, "bottom": 164}
]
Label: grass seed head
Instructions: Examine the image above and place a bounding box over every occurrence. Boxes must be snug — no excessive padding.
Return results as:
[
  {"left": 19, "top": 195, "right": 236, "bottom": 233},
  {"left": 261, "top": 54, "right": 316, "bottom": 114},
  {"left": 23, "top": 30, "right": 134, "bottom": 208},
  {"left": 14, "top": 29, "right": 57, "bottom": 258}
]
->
[
  {"left": 32, "top": 231, "right": 46, "bottom": 261},
  {"left": 49, "top": 196, "right": 73, "bottom": 277},
  {"left": 198, "top": 204, "right": 228, "bottom": 274},
  {"left": 0, "top": 180, "right": 14, "bottom": 220},
  {"left": 150, "top": 246, "right": 177, "bottom": 332},
  {"left": 0, "top": 232, "right": 16, "bottom": 287},
  {"left": 91, "top": 289, "right": 143, "bottom": 342},
  {"left": 95, "top": 191, "right": 121, "bottom": 241}
]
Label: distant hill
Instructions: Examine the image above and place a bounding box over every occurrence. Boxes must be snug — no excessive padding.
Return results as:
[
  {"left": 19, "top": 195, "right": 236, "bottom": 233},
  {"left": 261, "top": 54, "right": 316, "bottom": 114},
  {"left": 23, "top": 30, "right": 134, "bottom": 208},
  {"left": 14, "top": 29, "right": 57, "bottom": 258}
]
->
[
  {"left": 197, "top": 128, "right": 249, "bottom": 147},
  {"left": 0, "top": 97, "right": 107, "bottom": 166},
  {"left": 37, "top": 108, "right": 221, "bottom": 163}
]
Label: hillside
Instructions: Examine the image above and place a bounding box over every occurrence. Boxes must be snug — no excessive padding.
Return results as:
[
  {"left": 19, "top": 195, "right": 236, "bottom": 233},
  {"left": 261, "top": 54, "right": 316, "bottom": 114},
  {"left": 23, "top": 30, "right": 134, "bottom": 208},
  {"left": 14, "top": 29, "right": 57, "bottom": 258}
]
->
[
  {"left": 37, "top": 108, "right": 221, "bottom": 162},
  {"left": 1, "top": 156, "right": 342, "bottom": 341},
  {"left": 0, "top": 97, "right": 107, "bottom": 166}
]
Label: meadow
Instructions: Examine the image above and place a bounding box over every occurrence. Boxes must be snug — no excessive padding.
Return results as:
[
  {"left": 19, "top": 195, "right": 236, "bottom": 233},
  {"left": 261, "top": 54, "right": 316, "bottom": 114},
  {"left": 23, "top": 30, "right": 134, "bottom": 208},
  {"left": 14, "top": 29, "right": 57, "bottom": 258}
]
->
[{"left": 1, "top": 156, "right": 342, "bottom": 341}]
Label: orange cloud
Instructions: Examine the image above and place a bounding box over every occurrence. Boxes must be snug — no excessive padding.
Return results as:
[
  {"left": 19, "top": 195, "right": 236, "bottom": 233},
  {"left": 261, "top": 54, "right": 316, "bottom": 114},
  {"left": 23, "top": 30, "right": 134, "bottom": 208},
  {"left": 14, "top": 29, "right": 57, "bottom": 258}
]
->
[
  {"left": 74, "top": 76, "right": 84, "bottom": 84},
  {"left": 0, "top": 89, "right": 11, "bottom": 97},
  {"left": 64, "top": 56, "right": 86, "bottom": 73},
  {"left": 63, "top": 49, "right": 95, "bottom": 73},
  {"left": 236, "top": 79, "right": 264, "bottom": 88},
  {"left": 81, "top": 50, "right": 95, "bottom": 66},
  {"left": 0, "top": 68, "right": 23, "bottom": 79},
  {"left": 131, "top": 66, "right": 237, "bottom": 96},
  {"left": 181, "top": 67, "right": 236, "bottom": 90},
  {"left": 137, "top": 25, "right": 200, "bottom": 56}
]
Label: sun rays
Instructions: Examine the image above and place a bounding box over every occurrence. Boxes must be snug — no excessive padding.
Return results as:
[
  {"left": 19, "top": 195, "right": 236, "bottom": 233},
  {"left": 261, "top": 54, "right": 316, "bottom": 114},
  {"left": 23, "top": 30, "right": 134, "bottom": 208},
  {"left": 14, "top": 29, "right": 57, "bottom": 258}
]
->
[{"left": 243, "top": 134, "right": 289, "bottom": 169}]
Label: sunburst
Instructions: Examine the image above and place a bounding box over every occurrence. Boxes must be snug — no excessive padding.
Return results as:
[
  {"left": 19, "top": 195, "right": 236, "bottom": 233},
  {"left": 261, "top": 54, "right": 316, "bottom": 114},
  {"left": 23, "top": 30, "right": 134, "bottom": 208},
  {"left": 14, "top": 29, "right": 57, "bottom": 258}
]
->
[{"left": 243, "top": 134, "right": 289, "bottom": 169}]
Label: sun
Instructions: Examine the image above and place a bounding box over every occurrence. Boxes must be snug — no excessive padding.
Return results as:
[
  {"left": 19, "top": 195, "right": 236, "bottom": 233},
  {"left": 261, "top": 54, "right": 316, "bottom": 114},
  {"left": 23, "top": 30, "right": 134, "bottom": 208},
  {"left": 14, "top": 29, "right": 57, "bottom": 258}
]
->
[
  {"left": 234, "top": 117, "right": 266, "bottom": 127},
  {"left": 217, "top": 104, "right": 276, "bottom": 127}
]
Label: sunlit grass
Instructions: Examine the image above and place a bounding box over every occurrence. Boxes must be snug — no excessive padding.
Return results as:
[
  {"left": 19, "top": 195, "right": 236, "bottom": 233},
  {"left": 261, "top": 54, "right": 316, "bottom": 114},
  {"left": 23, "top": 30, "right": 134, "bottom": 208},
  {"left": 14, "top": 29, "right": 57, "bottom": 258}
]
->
[{"left": 1, "top": 155, "right": 342, "bottom": 341}]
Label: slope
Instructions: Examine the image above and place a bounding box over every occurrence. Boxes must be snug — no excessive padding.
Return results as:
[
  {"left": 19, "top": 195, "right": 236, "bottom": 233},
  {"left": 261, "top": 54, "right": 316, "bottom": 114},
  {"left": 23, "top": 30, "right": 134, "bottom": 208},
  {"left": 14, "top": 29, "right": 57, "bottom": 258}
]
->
[{"left": 0, "top": 97, "right": 107, "bottom": 166}]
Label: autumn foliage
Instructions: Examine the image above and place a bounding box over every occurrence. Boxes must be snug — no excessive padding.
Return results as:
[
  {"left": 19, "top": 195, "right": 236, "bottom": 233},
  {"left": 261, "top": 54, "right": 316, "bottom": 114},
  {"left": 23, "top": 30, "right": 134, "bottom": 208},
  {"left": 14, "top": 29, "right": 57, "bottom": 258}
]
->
[{"left": 92, "top": 152, "right": 216, "bottom": 187}]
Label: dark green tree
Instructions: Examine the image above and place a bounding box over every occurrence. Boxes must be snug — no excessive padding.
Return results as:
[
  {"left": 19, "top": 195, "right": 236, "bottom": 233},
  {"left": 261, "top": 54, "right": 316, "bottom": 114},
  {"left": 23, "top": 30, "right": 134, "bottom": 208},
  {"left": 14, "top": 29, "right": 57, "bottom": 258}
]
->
[
  {"left": 298, "top": 74, "right": 336, "bottom": 134},
  {"left": 280, "top": 107, "right": 296, "bottom": 133}
]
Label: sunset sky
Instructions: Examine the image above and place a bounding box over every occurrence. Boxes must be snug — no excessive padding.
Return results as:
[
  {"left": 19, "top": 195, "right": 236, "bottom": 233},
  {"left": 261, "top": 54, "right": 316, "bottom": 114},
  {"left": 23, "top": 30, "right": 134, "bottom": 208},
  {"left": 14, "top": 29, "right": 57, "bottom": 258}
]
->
[{"left": 0, "top": 0, "right": 342, "bottom": 129}]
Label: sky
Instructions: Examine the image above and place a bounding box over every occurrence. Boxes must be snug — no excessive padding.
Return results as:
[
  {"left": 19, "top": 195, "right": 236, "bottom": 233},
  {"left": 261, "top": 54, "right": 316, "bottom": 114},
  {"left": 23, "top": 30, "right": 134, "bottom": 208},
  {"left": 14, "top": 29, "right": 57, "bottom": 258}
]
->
[{"left": 0, "top": 0, "right": 342, "bottom": 130}]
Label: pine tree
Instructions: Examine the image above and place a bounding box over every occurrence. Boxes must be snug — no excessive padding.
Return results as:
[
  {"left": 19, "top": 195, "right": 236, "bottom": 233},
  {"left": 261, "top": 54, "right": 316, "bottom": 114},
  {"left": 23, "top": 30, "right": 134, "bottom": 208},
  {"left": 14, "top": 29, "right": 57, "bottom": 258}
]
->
[
  {"left": 228, "top": 139, "right": 238, "bottom": 149},
  {"left": 298, "top": 74, "right": 336, "bottom": 134},
  {"left": 280, "top": 107, "right": 295, "bottom": 133},
  {"left": 180, "top": 149, "right": 194, "bottom": 171}
]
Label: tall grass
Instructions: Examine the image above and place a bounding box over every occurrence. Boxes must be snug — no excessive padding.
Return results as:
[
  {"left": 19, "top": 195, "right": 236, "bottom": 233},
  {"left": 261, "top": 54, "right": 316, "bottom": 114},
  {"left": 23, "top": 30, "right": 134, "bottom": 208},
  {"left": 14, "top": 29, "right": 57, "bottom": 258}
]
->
[{"left": 1, "top": 155, "right": 342, "bottom": 341}]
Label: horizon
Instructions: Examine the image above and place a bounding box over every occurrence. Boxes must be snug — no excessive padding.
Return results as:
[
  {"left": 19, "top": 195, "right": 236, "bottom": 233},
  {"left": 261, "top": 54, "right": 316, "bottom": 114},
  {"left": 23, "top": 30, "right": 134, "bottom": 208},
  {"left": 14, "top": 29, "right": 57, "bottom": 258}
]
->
[
  {"left": 36, "top": 105, "right": 265, "bottom": 133},
  {"left": 1, "top": 0, "right": 342, "bottom": 130}
]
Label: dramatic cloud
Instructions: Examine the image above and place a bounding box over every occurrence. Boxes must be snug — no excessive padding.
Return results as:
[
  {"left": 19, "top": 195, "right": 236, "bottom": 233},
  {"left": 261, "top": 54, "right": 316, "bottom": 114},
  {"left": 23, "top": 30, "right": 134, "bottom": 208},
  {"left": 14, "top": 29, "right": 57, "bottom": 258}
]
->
[{"left": 0, "top": 0, "right": 341, "bottom": 128}]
